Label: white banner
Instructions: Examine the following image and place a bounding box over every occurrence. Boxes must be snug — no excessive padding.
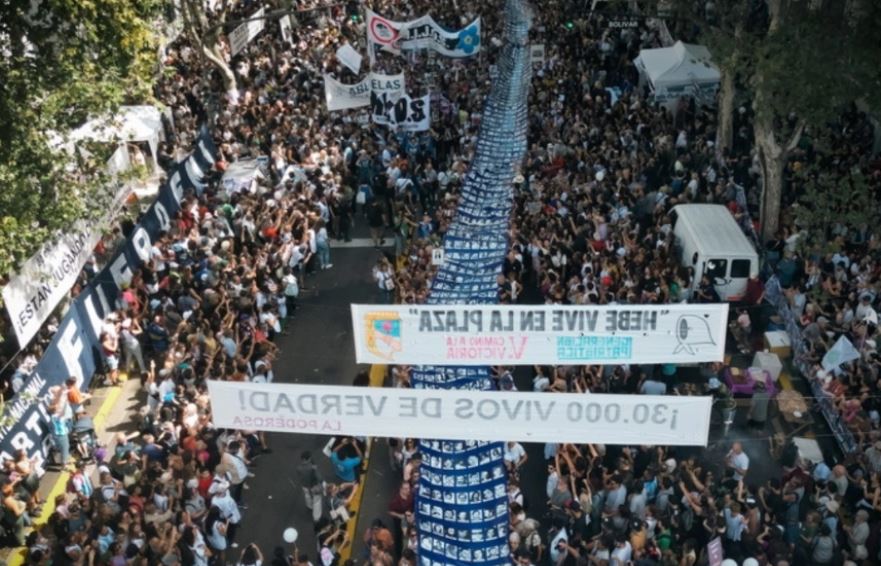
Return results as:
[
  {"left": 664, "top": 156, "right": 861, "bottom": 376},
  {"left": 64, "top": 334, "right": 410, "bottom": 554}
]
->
[
  {"left": 371, "top": 93, "right": 430, "bottom": 131},
  {"left": 324, "top": 72, "right": 405, "bottom": 111},
  {"left": 229, "top": 6, "right": 266, "bottom": 56},
  {"left": 3, "top": 223, "right": 101, "bottom": 347},
  {"left": 366, "top": 10, "right": 481, "bottom": 58},
  {"left": 351, "top": 304, "right": 728, "bottom": 365},
  {"left": 335, "top": 42, "right": 363, "bottom": 73},
  {"left": 279, "top": 15, "right": 293, "bottom": 46},
  {"left": 208, "top": 381, "right": 713, "bottom": 445}
]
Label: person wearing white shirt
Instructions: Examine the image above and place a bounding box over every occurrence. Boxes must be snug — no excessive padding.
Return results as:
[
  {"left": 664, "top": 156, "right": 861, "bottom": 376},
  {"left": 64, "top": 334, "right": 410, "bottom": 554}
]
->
[
  {"left": 504, "top": 441, "right": 528, "bottom": 473},
  {"left": 726, "top": 442, "right": 750, "bottom": 482},
  {"left": 210, "top": 479, "right": 241, "bottom": 548},
  {"left": 610, "top": 537, "right": 632, "bottom": 565}
]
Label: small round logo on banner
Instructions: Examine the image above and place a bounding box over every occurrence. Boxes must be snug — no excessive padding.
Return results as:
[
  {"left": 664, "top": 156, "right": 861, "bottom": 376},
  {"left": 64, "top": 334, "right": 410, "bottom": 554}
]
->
[{"left": 370, "top": 16, "right": 398, "bottom": 45}]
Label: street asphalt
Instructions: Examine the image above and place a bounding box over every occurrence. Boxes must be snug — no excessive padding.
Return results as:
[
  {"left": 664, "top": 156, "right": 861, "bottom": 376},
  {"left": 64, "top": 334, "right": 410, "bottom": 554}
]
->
[{"left": 235, "top": 241, "right": 393, "bottom": 561}]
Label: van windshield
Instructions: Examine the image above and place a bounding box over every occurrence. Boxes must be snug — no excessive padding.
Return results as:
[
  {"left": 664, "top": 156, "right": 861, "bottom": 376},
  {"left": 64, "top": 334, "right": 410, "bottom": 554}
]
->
[{"left": 705, "top": 259, "right": 727, "bottom": 280}]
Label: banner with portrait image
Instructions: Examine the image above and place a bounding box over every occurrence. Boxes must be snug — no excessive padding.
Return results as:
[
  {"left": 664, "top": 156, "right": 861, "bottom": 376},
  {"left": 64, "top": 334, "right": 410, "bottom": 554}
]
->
[
  {"left": 323, "top": 72, "right": 405, "bottom": 111},
  {"left": 366, "top": 9, "right": 481, "bottom": 58},
  {"left": 351, "top": 303, "right": 729, "bottom": 365},
  {"left": 370, "top": 92, "right": 430, "bottom": 131}
]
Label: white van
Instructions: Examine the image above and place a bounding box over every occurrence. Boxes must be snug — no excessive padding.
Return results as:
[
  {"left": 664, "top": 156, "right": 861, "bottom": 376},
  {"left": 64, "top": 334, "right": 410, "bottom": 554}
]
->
[{"left": 670, "top": 204, "right": 758, "bottom": 301}]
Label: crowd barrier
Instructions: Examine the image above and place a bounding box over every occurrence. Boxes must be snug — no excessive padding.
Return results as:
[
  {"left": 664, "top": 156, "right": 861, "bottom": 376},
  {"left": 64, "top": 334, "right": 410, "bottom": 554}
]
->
[{"left": 764, "top": 276, "right": 858, "bottom": 454}]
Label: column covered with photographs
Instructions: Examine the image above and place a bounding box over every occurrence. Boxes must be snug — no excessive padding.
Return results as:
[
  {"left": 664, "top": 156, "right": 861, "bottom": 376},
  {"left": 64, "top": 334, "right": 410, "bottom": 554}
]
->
[{"left": 410, "top": 1, "right": 534, "bottom": 564}]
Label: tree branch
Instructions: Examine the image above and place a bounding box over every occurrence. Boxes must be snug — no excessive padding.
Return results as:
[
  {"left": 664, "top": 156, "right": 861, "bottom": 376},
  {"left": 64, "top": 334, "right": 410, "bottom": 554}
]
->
[{"left": 785, "top": 119, "right": 807, "bottom": 153}]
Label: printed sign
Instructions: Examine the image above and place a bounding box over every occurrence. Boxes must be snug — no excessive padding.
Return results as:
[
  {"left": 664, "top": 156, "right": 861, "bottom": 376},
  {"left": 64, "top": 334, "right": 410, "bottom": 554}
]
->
[
  {"left": 324, "top": 72, "right": 405, "bottom": 111},
  {"left": 351, "top": 304, "right": 729, "bottom": 365},
  {"left": 370, "top": 93, "right": 430, "bottom": 131},
  {"left": 229, "top": 6, "right": 265, "bottom": 56},
  {"left": 530, "top": 44, "right": 545, "bottom": 66},
  {"left": 208, "top": 381, "right": 714, "bottom": 446},
  {"left": 366, "top": 9, "right": 481, "bottom": 58},
  {"left": 335, "top": 42, "right": 363, "bottom": 73},
  {"left": 431, "top": 248, "right": 445, "bottom": 266},
  {"left": 279, "top": 15, "right": 293, "bottom": 45},
  {"left": 2, "top": 224, "right": 101, "bottom": 348},
  {"left": 707, "top": 538, "right": 723, "bottom": 566}
]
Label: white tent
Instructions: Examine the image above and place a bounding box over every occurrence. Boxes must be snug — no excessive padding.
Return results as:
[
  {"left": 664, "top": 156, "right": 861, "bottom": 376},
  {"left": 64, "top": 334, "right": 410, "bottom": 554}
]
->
[
  {"left": 634, "top": 41, "right": 720, "bottom": 106},
  {"left": 67, "top": 105, "right": 164, "bottom": 166}
]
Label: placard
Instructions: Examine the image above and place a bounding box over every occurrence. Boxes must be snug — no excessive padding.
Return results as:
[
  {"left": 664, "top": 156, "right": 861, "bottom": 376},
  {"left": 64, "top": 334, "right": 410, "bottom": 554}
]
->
[
  {"left": 351, "top": 304, "right": 728, "bottom": 365},
  {"left": 335, "top": 42, "right": 363, "bottom": 73},
  {"left": 530, "top": 44, "right": 545, "bottom": 66},
  {"left": 279, "top": 15, "right": 293, "bottom": 46},
  {"left": 229, "top": 6, "right": 265, "bottom": 56},
  {"left": 207, "top": 381, "right": 714, "bottom": 446}
]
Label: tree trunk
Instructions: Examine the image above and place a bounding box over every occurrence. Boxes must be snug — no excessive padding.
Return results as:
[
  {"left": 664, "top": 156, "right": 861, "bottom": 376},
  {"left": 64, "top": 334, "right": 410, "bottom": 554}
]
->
[
  {"left": 767, "top": 0, "right": 784, "bottom": 32},
  {"left": 716, "top": 68, "right": 735, "bottom": 159},
  {"left": 758, "top": 147, "right": 785, "bottom": 242},
  {"left": 202, "top": 39, "right": 237, "bottom": 94},
  {"left": 754, "top": 111, "right": 805, "bottom": 241},
  {"left": 180, "top": 0, "right": 237, "bottom": 106}
]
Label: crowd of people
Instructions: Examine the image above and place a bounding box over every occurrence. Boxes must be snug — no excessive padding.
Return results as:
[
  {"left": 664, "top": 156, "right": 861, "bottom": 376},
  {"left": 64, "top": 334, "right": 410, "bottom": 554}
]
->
[
  {"left": 2, "top": 0, "right": 881, "bottom": 565},
  {"left": 373, "top": 2, "right": 881, "bottom": 566}
]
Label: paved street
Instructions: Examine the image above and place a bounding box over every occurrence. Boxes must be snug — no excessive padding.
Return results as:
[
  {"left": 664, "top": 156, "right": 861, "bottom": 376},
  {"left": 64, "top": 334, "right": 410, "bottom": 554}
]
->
[{"left": 235, "top": 239, "right": 391, "bottom": 559}]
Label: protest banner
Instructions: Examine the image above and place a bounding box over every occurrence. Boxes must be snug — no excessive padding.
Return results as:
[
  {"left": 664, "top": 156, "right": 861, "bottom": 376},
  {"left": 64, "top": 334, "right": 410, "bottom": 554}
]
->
[
  {"left": 2, "top": 223, "right": 101, "bottom": 348},
  {"left": 208, "top": 381, "right": 714, "bottom": 446},
  {"left": 0, "top": 128, "right": 217, "bottom": 468},
  {"left": 370, "top": 92, "right": 430, "bottom": 131},
  {"left": 323, "top": 72, "right": 405, "bottom": 111},
  {"left": 351, "top": 303, "right": 729, "bottom": 365},
  {"left": 229, "top": 6, "right": 265, "bottom": 56},
  {"left": 366, "top": 9, "right": 481, "bottom": 58}
]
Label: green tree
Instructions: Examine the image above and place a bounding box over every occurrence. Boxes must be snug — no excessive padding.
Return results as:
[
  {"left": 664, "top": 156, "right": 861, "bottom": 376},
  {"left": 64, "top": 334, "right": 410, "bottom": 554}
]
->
[
  {"left": 672, "top": 0, "right": 881, "bottom": 241},
  {"left": 750, "top": 0, "right": 880, "bottom": 241},
  {"left": 794, "top": 167, "right": 878, "bottom": 256},
  {"left": 0, "top": 0, "right": 162, "bottom": 278}
]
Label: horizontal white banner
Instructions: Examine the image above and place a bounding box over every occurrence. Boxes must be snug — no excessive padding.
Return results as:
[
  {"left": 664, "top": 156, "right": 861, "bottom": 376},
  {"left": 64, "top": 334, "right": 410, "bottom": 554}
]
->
[
  {"left": 3, "top": 221, "right": 101, "bottom": 347},
  {"left": 324, "top": 72, "right": 405, "bottom": 111},
  {"left": 207, "top": 381, "right": 713, "bottom": 446},
  {"left": 351, "top": 304, "right": 728, "bottom": 366}
]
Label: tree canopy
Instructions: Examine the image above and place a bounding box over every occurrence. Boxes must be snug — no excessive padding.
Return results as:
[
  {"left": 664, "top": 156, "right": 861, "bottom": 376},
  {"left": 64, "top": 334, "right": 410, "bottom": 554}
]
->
[
  {"left": 667, "top": 0, "right": 881, "bottom": 239},
  {"left": 0, "top": 0, "right": 162, "bottom": 277}
]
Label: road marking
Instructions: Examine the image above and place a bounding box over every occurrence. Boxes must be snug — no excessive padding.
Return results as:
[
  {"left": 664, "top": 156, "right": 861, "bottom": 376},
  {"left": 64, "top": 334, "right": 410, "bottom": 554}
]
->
[
  {"left": 5, "top": 385, "right": 123, "bottom": 566},
  {"left": 340, "top": 364, "right": 386, "bottom": 562},
  {"left": 332, "top": 238, "right": 393, "bottom": 249}
]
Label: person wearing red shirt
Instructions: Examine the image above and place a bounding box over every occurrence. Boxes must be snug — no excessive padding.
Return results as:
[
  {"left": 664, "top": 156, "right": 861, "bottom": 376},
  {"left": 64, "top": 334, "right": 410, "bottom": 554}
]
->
[{"left": 387, "top": 482, "right": 414, "bottom": 557}]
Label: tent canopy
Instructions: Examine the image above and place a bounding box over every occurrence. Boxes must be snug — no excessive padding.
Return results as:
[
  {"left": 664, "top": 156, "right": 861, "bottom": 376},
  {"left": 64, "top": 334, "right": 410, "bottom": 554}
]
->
[
  {"left": 67, "top": 105, "right": 164, "bottom": 161},
  {"left": 634, "top": 41, "right": 720, "bottom": 89}
]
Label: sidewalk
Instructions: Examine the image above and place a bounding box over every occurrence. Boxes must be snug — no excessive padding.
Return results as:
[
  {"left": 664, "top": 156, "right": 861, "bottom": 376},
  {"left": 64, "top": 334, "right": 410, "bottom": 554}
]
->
[{"left": 1, "top": 376, "right": 143, "bottom": 565}]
